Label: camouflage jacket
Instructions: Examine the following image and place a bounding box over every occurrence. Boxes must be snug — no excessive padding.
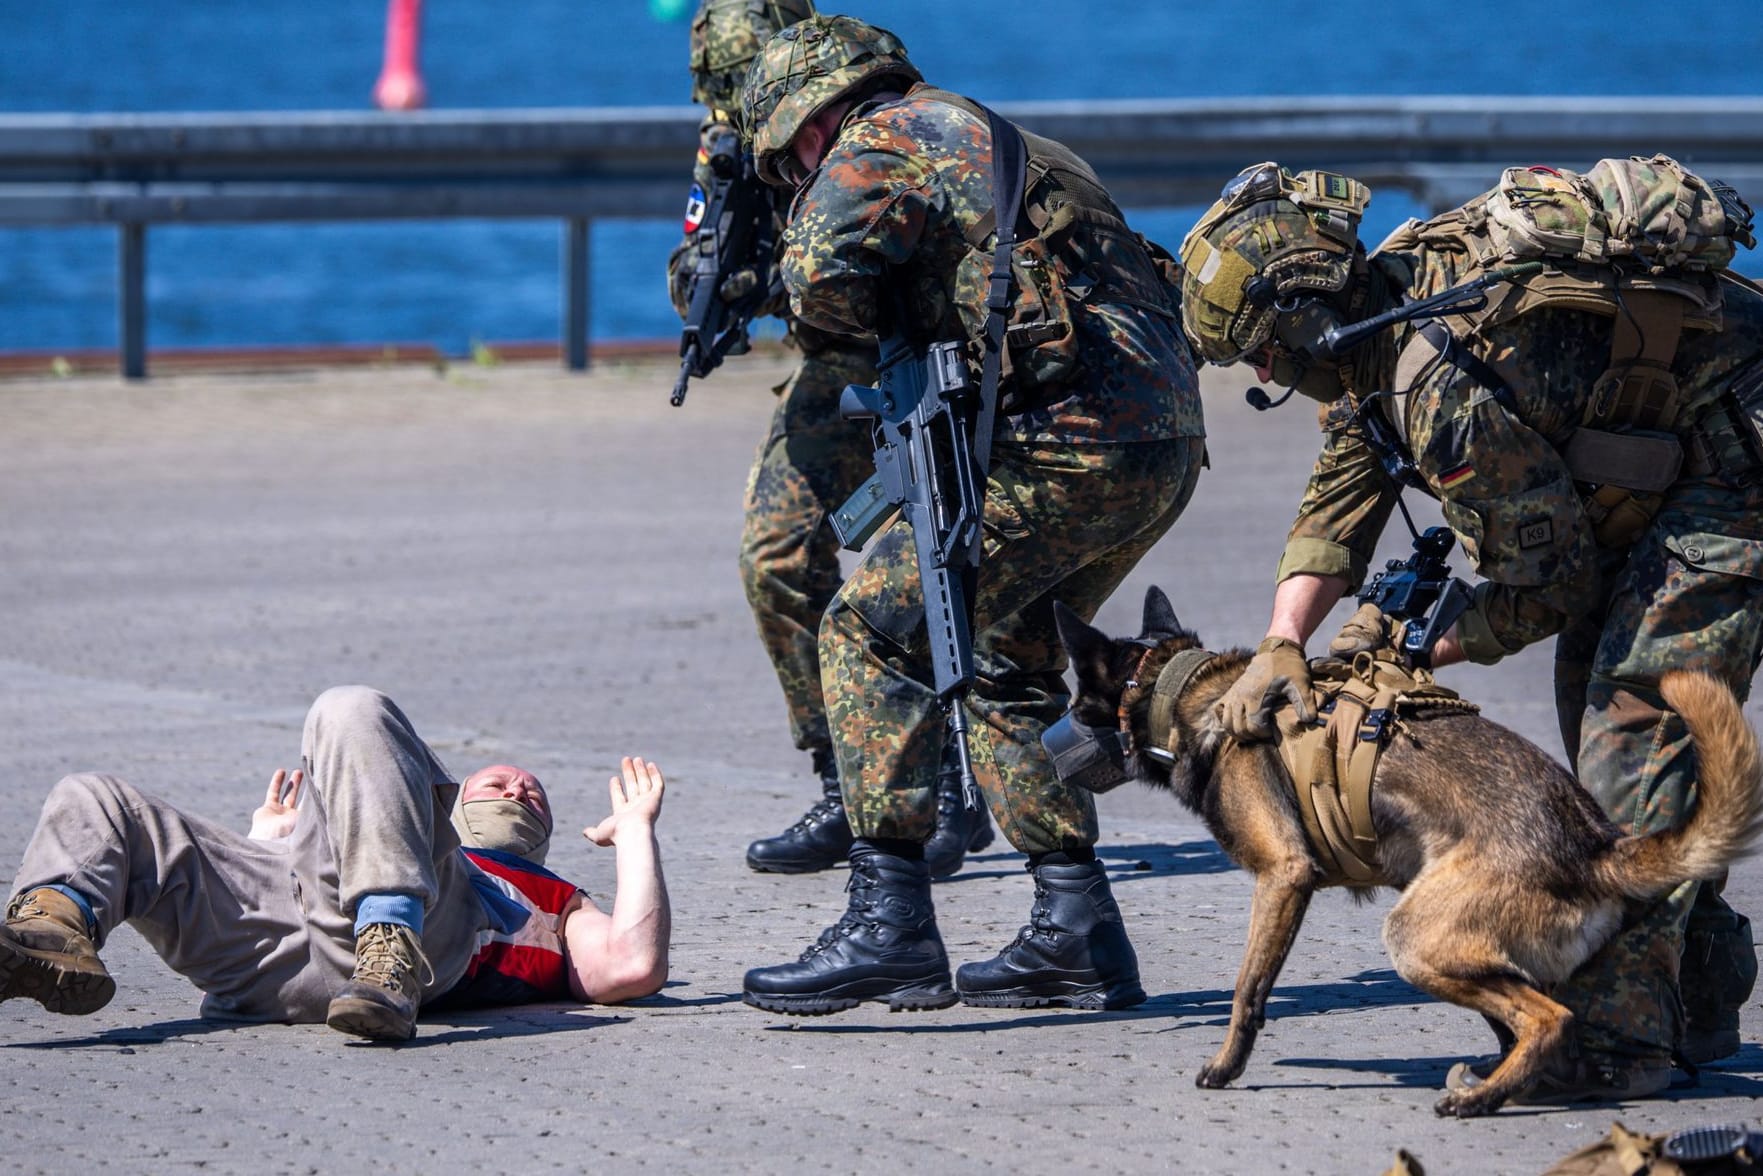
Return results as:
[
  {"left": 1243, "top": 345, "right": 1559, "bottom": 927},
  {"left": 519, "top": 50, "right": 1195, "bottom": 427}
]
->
[
  {"left": 1279, "top": 234, "right": 1763, "bottom": 660},
  {"left": 778, "top": 84, "right": 1202, "bottom": 444}
]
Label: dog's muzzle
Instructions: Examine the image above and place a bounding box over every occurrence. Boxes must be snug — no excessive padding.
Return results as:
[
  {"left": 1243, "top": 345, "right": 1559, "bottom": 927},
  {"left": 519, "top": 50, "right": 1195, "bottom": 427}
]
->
[{"left": 1042, "top": 712, "right": 1133, "bottom": 793}]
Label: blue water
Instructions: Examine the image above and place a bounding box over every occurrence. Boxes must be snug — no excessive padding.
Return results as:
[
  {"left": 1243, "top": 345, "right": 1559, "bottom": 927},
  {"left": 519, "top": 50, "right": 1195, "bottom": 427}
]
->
[{"left": 2, "top": 0, "right": 1759, "bottom": 354}]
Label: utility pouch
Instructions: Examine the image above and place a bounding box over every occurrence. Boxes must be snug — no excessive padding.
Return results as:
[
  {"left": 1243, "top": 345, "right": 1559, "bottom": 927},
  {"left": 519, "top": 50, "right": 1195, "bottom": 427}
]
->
[
  {"left": 1581, "top": 484, "right": 1665, "bottom": 549},
  {"left": 1685, "top": 358, "right": 1763, "bottom": 486},
  {"left": 1564, "top": 427, "right": 1684, "bottom": 492},
  {"left": 955, "top": 228, "right": 1080, "bottom": 400}
]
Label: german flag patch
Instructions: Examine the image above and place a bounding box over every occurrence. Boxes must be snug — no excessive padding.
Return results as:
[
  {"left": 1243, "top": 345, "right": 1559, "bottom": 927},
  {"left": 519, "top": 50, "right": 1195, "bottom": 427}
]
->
[{"left": 1438, "top": 463, "right": 1476, "bottom": 491}]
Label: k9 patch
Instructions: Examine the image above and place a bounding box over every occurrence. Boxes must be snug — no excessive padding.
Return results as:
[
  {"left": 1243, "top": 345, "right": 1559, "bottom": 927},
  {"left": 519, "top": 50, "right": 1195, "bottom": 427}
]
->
[
  {"left": 682, "top": 184, "right": 708, "bottom": 235},
  {"left": 1518, "top": 518, "right": 1554, "bottom": 549}
]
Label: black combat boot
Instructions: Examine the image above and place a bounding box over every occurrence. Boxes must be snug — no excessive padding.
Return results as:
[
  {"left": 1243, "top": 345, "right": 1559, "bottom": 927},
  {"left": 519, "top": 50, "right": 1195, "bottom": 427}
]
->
[
  {"left": 742, "top": 840, "right": 957, "bottom": 1015},
  {"left": 1680, "top": 891, "right": 1755, "bottom": 1064},
  {"left": 746, "top": 747, "right": 853, "bottom": 874},
  {"left": 923, "top": 756, "right": 995, "bottom": 879},
  {"left": 956, "top": 855, "right": 1146, "bottom": 1009}
]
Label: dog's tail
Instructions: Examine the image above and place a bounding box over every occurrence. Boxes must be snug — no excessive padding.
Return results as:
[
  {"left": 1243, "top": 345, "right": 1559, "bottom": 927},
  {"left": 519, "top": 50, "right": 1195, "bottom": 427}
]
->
[{"left": 1598, "top": 670, "right": 1763, "bottom": 900}]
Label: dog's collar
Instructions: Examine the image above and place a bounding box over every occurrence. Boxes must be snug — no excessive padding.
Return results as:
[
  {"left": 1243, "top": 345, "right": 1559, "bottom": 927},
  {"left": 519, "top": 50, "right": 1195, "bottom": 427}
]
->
[{"left": 1119, "top": 643, "right": 1214, "bottom": 764}]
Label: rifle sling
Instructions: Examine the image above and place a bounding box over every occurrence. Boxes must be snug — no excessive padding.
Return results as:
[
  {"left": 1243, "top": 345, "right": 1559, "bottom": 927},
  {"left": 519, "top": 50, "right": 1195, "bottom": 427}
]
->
[{"left": 972, "top": 105, "right": 1028, "bottom": 472}]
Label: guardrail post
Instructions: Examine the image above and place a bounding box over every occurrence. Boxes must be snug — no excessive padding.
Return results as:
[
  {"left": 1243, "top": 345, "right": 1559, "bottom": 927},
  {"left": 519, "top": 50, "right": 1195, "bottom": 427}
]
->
[
  {"left": 119, "top": 222, "right": 147, "bottom": 380},
  {"left": 564, "top": 216, "right": 590, "bottom": 371}
]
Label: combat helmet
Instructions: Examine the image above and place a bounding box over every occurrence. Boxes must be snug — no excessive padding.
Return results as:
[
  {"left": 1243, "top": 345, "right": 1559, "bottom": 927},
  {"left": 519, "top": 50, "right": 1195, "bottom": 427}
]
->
[
  {"left": 689, "top": 0, "right": 817, "bottom": 113},
  {"left": 740, "top": 14, "right": 922, "bottom": 187},
  {"left": 1179, "top": 162, "right": 1372, "bottom": 365}
]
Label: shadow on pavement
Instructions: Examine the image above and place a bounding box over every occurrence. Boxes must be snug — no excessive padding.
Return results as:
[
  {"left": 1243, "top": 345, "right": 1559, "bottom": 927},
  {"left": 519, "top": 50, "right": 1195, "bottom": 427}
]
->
[
  {"left": 1098, "top": 840, "right": 1233, "bottom": 879},
  {"left": 5, "top": 1017, "right": 248, "bottom": 1050},
  {"left": 932, "top": 840, "right": 1232, "bottom": 888},
  {"left": 6, "top": 1007, "right": 633, "bottom": 1051},
  {"left": 1160, "top": 969, "right": 1430, "bottom": 1024}
]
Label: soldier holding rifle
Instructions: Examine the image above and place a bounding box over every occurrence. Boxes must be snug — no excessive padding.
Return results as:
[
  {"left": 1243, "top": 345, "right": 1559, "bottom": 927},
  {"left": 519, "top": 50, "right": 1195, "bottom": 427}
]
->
[
  {"left": 668, "top": 0, "right": 990, "bottom": 878},
  {"left": 734, "top": 14, "right": 1204, "bottom": 1015}
]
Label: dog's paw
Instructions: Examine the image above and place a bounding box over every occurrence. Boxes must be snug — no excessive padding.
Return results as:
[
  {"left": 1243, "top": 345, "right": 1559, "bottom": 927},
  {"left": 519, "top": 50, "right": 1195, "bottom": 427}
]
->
[
  {"left": 1195, "top": 1058, "right": 1241, "bottom": 1089},
  {"left": 1432, "top": 1089, "right": 1500, "bottom": 1119}
]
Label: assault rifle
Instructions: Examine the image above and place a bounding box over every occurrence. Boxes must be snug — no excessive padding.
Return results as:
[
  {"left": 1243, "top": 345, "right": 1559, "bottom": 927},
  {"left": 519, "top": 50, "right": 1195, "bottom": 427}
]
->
[
  {"left": 831, "top": 335, "right": 990, "bottom": 805},
  {"left": 1358, "top": 525, "right": 1474, "bottom": 669},
  {"left": 670, "top": 127, "right": 780, "bottom": 407}
]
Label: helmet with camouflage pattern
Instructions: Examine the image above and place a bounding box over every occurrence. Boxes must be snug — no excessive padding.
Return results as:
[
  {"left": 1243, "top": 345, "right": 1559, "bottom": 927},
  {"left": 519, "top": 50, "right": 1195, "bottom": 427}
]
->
[
  {"left": 689, "top": 0, "right": 818, "bottom": 113},
  {"left": 1178, "top": 161, "right": 1372, "bottom": 365},
  {"left": 740, "top": 13, "right": 922, "bottom": 187}
]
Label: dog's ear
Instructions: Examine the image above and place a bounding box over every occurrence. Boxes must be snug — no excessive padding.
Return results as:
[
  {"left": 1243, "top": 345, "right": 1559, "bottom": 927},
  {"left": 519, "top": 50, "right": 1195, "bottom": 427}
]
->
[
  {"left": 1053, "top": 600, "right": 1114, "bottom": 689},
  {"left": 1141, "top": 586, "right": 1182, "bottom": 642}
]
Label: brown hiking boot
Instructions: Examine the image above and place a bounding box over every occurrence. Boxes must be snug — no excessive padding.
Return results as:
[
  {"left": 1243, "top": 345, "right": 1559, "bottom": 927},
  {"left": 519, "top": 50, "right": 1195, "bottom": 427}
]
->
[
  {"left": 325, "top": 923, "right": 427, "bottom": 1042},
  {"left": 1, "top": 888, "right": 116, "bottom": 1015}
]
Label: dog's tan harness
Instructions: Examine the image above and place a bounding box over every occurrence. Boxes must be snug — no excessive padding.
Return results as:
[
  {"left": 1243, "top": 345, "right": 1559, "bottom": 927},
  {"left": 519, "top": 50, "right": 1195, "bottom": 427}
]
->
[
  {"left": 1273, "top": 654, "right": 1474, "bottom": 884},
  {"left": 1131, "top": 643, "right": 1478, "bottom": 887}
]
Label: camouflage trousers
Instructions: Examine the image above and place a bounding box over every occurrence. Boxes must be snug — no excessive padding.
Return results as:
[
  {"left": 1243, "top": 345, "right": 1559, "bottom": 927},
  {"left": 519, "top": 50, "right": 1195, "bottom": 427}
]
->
[
  {"left": 1552, "top": 473, "right": 1763, "bottom": 1058},
  {"left": 738, "top": 344, "right": 877, "bottom": 753},
  {"left": 821, "top": 436, "right": 1205, "bottom": 854}
]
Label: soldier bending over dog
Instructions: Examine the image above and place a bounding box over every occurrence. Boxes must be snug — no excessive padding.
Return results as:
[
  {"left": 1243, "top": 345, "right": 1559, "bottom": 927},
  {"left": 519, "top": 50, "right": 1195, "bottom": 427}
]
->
[{"left": 1178, "top": 157, "right": 1762, "bottom": 1102}]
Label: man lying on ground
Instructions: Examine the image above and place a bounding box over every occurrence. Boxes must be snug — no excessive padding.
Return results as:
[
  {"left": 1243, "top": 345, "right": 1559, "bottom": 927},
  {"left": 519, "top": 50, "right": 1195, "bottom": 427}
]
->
[{"left": 0, "top": 685, "right": 669, "bottom": 1042}]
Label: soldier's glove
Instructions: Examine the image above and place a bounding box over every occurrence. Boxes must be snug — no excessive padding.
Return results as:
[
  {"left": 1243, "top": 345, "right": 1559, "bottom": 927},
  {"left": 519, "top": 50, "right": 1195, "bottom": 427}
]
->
[
  {"left": 1328, "top": 602, "right": 1400, "bottom": 658},
  {"left": 1213, "top": 636, "right": 1317, "bottom": 743}
]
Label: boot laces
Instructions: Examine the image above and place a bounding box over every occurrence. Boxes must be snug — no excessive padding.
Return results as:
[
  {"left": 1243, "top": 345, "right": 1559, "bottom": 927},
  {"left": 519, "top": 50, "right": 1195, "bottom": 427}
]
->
[
  {"left": 797, "top": 867, "right": 882, "bottom": 960},
  {"left": 9, "top": 897, "right": 51, "bottom": 922},
  {"left": 1010, "top": 877, "right": 1058, "bottom": 946},
  {"left": 352, "top": 924, "right": 434, "bottom": 996},
  {"left": 787, "top": 796, "right": 844, "bottom": 834}
]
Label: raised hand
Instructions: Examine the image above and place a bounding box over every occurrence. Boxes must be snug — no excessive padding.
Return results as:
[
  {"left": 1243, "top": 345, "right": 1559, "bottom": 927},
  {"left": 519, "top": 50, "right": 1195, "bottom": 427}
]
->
[
  {"left": 249, "top": 768, "right": 304, "bottom": 841},
  {"left": 583, "top": 757, "right": 666, "bottom": 848}
]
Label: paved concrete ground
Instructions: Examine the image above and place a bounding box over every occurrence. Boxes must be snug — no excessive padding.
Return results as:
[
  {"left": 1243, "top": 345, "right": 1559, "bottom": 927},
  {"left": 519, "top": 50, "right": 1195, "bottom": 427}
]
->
[{"left": 1, "top": 355, "right": 1759, "bottom": 1175}]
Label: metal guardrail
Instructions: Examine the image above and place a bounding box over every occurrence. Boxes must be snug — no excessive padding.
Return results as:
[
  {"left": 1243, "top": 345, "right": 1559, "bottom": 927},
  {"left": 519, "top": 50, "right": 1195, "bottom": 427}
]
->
[{"left": 4, "top": 96, "right": 1762, "bottom": 378}]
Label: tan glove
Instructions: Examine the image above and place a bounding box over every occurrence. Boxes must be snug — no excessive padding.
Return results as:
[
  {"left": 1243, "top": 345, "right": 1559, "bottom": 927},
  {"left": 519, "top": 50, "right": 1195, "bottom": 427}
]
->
[
  {"left": 1213, "top": 636, "right": 1317, "bottom": 742},
  {"left": 1328, "top": 601, "right": 1400, "bottom": 659}
]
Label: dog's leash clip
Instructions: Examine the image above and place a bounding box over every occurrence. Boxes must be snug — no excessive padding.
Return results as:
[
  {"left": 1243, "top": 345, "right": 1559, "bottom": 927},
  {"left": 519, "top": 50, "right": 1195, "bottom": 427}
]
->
[{"left": 1357, "top": 708, "right": 1394, "bottom": 744}]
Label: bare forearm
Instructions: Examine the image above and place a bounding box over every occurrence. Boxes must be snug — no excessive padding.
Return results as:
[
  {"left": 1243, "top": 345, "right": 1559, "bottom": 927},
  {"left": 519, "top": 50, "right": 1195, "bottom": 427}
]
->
[
  {"left": 607, "top": 828, "right": 670, "bottom": 985},
  {"left": 1266, "top": 572, "right": 1351, "bottom": 648}
]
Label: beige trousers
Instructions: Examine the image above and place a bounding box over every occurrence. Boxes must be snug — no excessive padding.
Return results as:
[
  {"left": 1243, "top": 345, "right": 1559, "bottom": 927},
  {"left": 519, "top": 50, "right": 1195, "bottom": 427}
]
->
[{"left": 9, "top": 686, "right": 489, "bottom": 1022}]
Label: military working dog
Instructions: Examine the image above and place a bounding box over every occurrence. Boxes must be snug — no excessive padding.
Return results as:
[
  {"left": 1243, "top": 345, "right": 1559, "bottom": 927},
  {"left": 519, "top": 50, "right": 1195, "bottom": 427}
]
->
[{"left": 1053, "top": 588, "right": 1763, "bottom": 1117}]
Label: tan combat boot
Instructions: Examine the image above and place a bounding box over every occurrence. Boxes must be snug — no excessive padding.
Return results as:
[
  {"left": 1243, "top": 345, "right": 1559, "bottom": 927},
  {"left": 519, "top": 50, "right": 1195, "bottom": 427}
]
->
[
  {"left": 324, "top": 923, "right": 427, "bottom": 1042},
  {"left": 0, "top": 888, "right": 116, "bottom": 1015}
]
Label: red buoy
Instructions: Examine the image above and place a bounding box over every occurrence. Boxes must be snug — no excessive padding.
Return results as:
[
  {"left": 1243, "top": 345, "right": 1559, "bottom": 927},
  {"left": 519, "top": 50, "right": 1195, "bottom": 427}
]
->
[{"left": 373, "top": 0, "right": 427, "bottom": 111}]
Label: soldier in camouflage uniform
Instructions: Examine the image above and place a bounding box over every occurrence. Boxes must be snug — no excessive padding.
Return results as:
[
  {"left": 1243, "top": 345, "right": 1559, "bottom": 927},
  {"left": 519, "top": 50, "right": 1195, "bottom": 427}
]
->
[
  {"left": 734, "top": 15, "right": 1206, "bottom": 1015},
  {"left": 669, "top": 0, "right": 993, "bottom": 878},
  {"left": 1179, "top": 160, "right": 1763, "bottom": 1102}
]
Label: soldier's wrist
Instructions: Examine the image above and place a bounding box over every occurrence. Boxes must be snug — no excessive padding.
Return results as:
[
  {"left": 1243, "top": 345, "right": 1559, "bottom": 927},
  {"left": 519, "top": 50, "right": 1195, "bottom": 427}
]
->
[{"left": 1256, "top": 636, "right": 1304, "bottom": 657}]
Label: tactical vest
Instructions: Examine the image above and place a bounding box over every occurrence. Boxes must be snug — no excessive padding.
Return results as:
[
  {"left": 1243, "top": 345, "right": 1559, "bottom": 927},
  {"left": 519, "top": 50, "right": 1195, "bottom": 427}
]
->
[
  {"left": 912, "top": 85, "right": 1180, "bottom": 395},
  {"left": 1381, "top": 156, "right": 1757, "bottom": 543}
]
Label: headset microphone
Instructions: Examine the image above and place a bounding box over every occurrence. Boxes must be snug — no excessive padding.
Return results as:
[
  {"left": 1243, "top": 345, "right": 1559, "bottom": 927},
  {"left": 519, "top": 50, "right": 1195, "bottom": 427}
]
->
[{"left": 1245, "top": 386, "right": 1294, "bottom": 412}]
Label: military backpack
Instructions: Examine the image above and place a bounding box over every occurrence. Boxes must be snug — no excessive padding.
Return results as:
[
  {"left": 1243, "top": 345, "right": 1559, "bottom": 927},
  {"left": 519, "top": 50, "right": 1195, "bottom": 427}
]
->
[{"left": 1383, "top": 155, "right": 1758, "bottom": 543}]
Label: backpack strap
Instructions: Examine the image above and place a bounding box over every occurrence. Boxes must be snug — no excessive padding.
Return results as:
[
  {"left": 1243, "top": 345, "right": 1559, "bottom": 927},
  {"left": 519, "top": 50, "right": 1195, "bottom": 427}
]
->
[
  {"left": 1416, "top": 320, "right": 1520, "bottom": 415},
  {"left": 1589, "top": 289, "right": 1687, "bottom": 430}
]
